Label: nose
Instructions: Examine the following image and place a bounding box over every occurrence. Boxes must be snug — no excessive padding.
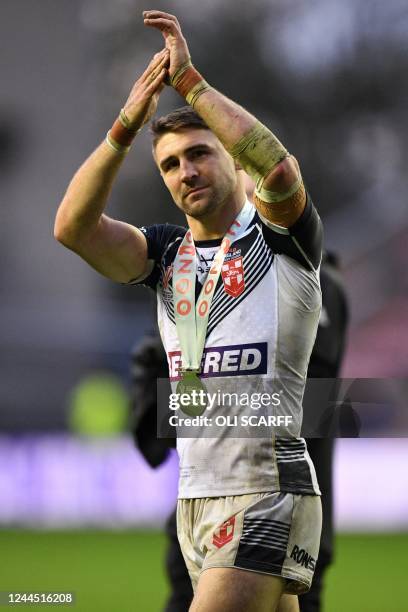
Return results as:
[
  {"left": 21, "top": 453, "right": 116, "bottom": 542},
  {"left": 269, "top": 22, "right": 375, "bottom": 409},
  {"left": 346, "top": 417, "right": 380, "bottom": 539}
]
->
[{"left": 180, "top": 158, "right": 198, "bottom": 184}]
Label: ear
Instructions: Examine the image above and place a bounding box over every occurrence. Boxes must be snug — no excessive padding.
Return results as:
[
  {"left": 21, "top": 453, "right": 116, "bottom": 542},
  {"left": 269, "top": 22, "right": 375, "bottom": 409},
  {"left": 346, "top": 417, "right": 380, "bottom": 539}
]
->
[{"left": 234, "top": 160, "right": 243, "bottom": 171}]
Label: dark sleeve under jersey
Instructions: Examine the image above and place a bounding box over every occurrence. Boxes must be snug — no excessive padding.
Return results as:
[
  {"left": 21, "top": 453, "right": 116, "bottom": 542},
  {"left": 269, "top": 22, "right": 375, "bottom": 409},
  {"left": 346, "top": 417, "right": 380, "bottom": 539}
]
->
[
  {"left": 309, "top": 260, "right": 349, "bottom": 377},
  {"left": 257, "top": 193, "right": 323, "bottom": 271},
  {"left": 129, "top": 223, "right": 186, "bottom": 289}
]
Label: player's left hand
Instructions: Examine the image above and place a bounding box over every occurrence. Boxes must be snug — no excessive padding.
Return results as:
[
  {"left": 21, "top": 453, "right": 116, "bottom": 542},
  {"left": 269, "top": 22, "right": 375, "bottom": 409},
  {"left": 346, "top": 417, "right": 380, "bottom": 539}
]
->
[
  {"left": 123, "top": 48, "right": 169, "bottom": 129},
  {"left": 143, "top": 10, "right": 190, "bottom": 80}
]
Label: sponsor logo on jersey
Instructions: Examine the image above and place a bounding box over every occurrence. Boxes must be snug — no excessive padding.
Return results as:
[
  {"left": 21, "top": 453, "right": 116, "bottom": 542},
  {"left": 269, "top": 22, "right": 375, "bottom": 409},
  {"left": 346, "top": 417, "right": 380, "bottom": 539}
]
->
[
  {"left": 213, "top": 516, "right": 235, "bottom": 549},
  {"left": 168, "top": 342, "right": 268, "bottom": 380},
  {"left": 290, "top": 545, "right": 316, "bottom": 571},
  {"left": 224, "top": 246, "right": 242, "bottom": 261},
  {"left": 162, "top": 264, "right": 173, "bottom": 290},
  {"left": 221, "top": 256, "right": 245, "bottom": 297}
]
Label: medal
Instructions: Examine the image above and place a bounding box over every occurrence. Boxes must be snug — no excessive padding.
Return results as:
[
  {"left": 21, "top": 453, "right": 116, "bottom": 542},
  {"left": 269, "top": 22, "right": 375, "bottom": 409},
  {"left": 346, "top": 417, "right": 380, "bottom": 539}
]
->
[{"left": 176, "top": 369, "right": 207, "bottom": 417}]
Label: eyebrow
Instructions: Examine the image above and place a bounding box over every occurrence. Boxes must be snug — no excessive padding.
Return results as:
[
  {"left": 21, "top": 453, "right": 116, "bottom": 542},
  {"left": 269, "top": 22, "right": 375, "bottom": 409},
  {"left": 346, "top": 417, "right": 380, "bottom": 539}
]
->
[{"left": 159, "top": 143, "right": 213, "bottom": 171}]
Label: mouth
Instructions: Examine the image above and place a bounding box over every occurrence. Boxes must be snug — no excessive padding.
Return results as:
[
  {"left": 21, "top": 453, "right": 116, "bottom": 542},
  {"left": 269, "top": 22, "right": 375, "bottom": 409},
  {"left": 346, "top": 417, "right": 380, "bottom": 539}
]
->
[{"left": 184, "top": 186, "right": 209, "bottom": 199}]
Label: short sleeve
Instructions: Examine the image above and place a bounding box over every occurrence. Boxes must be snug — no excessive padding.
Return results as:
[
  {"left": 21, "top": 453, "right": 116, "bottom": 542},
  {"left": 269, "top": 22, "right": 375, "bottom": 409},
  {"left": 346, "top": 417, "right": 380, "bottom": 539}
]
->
[
  {"left": 128, "top": 223, "right": 185, "bottom": 290},
  {"left": 257, "top": 193, "right": 323, "bottom": 271}
]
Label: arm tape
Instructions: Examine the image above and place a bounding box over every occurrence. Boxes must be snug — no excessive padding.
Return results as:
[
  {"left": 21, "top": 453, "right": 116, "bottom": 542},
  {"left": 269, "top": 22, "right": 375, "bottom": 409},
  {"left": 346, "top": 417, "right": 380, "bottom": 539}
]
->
[
  {"left": 228, "top": 120, "right": 289, "bottom": 184},
  {"left": 255, "top": 175, "right": 302, "bottom": 203}
]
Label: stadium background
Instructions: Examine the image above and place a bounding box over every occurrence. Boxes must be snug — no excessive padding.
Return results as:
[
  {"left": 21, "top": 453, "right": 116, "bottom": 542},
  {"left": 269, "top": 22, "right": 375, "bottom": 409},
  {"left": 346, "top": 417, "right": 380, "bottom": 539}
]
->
[{"left": 0, "top": 0, "right": 407, "bottom": 610}]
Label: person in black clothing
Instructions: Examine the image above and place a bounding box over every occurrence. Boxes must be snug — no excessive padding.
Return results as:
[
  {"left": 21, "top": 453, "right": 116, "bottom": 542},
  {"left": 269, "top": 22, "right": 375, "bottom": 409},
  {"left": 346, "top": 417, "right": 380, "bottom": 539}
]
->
[
  {"left": 299, "top": 251, "right": 349, "bottom": 612},
  {"left": 131, "top": 251, "right": 348, "bottom": 612}
]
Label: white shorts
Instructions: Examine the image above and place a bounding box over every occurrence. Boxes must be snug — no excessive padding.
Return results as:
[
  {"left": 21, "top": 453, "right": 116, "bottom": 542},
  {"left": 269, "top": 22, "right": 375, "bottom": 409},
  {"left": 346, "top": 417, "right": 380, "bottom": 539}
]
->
[{"left": 177, "top": 491, "right": 322, "bottom": 595}]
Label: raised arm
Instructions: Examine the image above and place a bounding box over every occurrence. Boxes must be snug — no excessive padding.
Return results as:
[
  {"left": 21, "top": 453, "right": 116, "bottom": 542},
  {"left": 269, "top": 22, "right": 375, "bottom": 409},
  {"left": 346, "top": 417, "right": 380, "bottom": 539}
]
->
[
  {"left": 54, "top": 49, "right": 169, "bottom": 282},
  {"left": 144, "top": 11, "right": 305, "bottom": 228}
]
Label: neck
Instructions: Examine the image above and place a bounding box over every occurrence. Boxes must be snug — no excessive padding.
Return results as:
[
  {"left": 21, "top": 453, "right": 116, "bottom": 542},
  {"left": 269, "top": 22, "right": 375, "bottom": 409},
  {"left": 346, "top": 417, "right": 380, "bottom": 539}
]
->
[{"left": 186, "top": 194, "right": 247, "bottom": 241}]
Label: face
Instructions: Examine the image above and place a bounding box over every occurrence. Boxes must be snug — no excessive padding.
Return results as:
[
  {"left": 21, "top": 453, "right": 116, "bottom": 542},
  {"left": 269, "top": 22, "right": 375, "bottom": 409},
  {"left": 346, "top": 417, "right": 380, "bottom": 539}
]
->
[{"left": 154, "top": 128, "right": 239, "bottom": 219}]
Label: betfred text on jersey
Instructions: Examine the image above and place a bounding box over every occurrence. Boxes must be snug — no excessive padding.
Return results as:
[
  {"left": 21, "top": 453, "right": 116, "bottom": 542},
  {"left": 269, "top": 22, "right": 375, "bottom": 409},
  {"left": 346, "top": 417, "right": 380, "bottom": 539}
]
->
[{"left": 168, "top": 342, "right": 268, "bottom": 380}]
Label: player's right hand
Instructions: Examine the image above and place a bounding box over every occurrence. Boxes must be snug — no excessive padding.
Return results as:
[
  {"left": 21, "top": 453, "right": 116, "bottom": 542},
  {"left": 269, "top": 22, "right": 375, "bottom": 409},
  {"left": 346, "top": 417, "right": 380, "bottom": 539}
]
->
[
  {"left": 123, "top": 48, "right": 169, "bottom": 130},
  {"left": 143, "top": 11, "right": 190, "bottom": 80}
]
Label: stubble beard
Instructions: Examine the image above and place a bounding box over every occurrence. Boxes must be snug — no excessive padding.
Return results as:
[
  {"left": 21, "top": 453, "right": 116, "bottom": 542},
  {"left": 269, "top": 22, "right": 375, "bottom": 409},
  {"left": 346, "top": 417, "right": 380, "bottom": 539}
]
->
[
  {"left": 181, "top": 184, "right": 231, "bottom": 220},
  {"left": 183, "top": 197, "right": 218, "bottom": 219}
]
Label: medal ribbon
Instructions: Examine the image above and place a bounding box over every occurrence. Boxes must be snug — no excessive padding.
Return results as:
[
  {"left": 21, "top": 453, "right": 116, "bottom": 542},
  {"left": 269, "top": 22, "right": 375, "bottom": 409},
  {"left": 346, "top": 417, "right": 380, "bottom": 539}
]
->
[{"left": 173, "top": 200, "right": 254, "bottom": 373}]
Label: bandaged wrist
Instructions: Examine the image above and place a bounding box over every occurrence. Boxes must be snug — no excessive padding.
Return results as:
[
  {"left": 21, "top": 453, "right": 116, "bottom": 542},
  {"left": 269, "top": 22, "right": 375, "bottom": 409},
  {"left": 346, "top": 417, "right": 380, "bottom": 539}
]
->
[
  {"left": 108, "top": 108, "right": 140, "bottom": 150},
  {"left": 171, "top": 62, "right": 211, "bottom": 106},
  {"left": 228, "top": 121, "right": 289, "bottom": 185},
  {"left": 105, "top": 130, "right": 131, "bottom": 154}
]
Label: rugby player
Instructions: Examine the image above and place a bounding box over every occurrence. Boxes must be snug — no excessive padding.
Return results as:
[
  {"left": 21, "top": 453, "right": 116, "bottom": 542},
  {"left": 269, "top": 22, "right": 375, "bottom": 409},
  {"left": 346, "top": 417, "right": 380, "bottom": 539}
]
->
[
  {"left": 131, "top": 252, "right": 348, "bottom": 612},
  {"left": 55, "top": 10, "right": 323, "bottom": 612}
]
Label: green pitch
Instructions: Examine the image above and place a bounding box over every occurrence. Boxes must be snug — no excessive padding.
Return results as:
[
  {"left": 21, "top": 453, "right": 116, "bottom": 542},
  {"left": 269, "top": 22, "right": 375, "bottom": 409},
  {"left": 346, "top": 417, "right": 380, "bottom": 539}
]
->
[{"left": 0, "top": 531, "right": 406, "bottom": 611}]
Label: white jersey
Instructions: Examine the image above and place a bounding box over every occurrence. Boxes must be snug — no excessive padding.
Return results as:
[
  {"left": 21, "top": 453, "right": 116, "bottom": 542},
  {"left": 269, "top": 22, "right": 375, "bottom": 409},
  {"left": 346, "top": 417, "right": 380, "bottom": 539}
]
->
[{"left": 136, "top": 196, "right": 323, "bottom": 498}]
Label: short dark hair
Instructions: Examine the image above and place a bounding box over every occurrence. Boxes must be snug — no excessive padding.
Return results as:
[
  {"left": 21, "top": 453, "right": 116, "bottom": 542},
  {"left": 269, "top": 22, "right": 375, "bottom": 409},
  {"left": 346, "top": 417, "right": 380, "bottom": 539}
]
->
[{"left": 150, "top": 106, "right": 209, "bottom": 148}]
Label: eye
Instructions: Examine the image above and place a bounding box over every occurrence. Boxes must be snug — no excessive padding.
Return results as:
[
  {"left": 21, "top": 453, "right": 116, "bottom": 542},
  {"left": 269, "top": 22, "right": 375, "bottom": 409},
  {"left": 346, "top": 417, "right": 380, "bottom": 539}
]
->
[
  {"left": 164, "top": 159, "right": 179, "bottom": 172},
  {"left": 192, "top": 149, "right": 207, "bottom": 159}
]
